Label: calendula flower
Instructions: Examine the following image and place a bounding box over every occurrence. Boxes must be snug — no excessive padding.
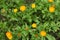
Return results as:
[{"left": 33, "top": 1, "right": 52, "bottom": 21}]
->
[
  {"left": 48, "top": 0, "right": 53, "bottom": 2},
  {"left": 13, "top": 8, "right": 18, "bottom": 13},
  {"left": 49, "top": 6, "right": 55, "bottom": 13},
  {"left": 40, "top": 31, "right": 46, "bottom": 37},
  {"left": 20, "top": 5, "right": 26, "bottom": 11},
  {"left": 32, "top": 23, "right": 37, "bottom": 28},
  {"left": 6, "top": 32, "right": 12, "bottom": 39},
  {"left": 31, "top": 3, "right": 36, "bottom": 8}
]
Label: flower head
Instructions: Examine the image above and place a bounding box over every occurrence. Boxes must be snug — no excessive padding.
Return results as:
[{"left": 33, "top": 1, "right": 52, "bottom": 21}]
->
[
  {"left": 32, "top": 23, "right": 37, "bottom": 28},
  {"left": 31, "top": 3, "right": 36, "bottom": 8},
  {"left": 13, "top": 8, "right": 18, "bottom": 13},
  {"left": 48, "top": 0, "right": 53, "bottom": 2},
  {"left": 40, "top": 31, "right": 46, "bottom": 37},
  {"left": 49, "top": 6, "right": 55, "bottom": 13},
  {"left": 6, "top": 32, "right": 12, "bottom": 39},
  {"left": 20, "top": 5, "right": 26, "bottom": 12}
]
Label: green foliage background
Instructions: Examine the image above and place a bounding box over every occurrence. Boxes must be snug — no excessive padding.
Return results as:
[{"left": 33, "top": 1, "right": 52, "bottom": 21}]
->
[{"left": 0, "top": 0, "right": 60, "bottom": 40}]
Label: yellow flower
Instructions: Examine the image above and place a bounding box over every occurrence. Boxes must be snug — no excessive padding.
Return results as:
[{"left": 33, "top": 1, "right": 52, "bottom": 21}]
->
[
  {"left": 32, "top": 23, "right": 37, "bottom": 28},
  {"left": 48, "top": 0, "right": 53, "bottom": 2},
  {"left": 6, "top": 32, "right": 12, "bottom": 39},
  {"left": 31, "top": 3, "right": 36, "bottom": 8},
  {"left": 40, "top": 31, "right": 46, "bottom": 37},
  {"left": 49, "top": 6, "right": 55, "bottom": 13},
  {"left": 20, "top": 5, "right": 26, "bottom": 12},
  {"left": 13, "top": 8, "right": 18, "bottom": 13}
]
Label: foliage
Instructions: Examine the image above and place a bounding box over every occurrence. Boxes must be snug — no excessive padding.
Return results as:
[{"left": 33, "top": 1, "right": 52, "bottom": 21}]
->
[{"left": 0, "top": 0, "right": 60, "bottom": 40}]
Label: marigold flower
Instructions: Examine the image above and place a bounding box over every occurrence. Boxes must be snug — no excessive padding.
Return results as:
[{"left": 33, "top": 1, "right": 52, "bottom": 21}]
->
[
  {"left": 20, "top": 5, "right": 26, "bottom": 11},
  {"left": 6, "top": 32, "right": 12, "bottom": 39},
  {"left": 31, "top": 3, "right": 36, "bottom": 8},
  {"left": 32, "top": 23, "right": 37, "bottom": 28},
  {"left": 48, "top": 0, "right": 53, "bottom": 2},
  {"left": 40, "top": 31, "right": 46, "bottom": 37},
  {"left": 13, "top": 8, "right": 18, "bottom": 13},
  {"left": 49, "top": 6, "right": 55, "bottom": 13}
]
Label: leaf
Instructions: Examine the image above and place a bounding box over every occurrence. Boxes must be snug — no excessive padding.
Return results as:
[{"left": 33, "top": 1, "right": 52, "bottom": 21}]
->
[
  {"left": 41, "top": 37, "right": 46, "bottom": 40},
  {"left": 46, "top": 34, "right": 56, "bottom": 40}
]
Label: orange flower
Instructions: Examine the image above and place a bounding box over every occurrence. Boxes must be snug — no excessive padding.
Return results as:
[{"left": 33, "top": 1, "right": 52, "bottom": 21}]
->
[
  {"left": 40, "top": 31, "right": 46, "bottom": 37},
  {"left": 49, "top": 6, "right": 55, "bottom": 13},
  {"left": 32, "top": 23, "right": 37, "bottom": 28},
  {"left": 31, "top": 3, "right": 36, "bottom": 8},
  {"left": 6, "top": 32, "right": 12, "bottom": 39},
  {"left": 20, "top": 5, "right": 26, "bottom": 11},
  {"left": 13, "top": 8, "right": 18, "bottom": 13},
  {"left": 48, "top": 0, "right": 53, "bottom": 2}
]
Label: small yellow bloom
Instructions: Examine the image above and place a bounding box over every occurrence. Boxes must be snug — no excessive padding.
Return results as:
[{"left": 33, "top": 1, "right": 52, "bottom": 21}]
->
[
  {"left": 40, "top": 31, "right": 46, "bottom": 37},
  {"left": 20, "top": 5, "right": 26, "bottom": 12},
  {"left": 48, "top": 0, "right": 53, "bottom": 2},
  {"left": 6, "top": 32, "right": 12, "bottom": 39},
  {"left": 32, "top": 23, "right": 37, "bottom": 28},
  {"left": 31, "top": 3, "right": 36, "bottom": 8},
  {"left": 49, "top": 6, "right": 55, "bottom": 13},
  {"left": 13, "top": 8, "right": 18, "bottom": 13}
]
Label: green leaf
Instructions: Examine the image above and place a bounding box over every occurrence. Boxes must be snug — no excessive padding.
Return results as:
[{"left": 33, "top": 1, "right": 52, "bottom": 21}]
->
[
  {"left": 46, "top": 34, "right": 56, "bottom": 40},
  {"left": 41, "top": 37, "right": 46, "bottom": 40}
]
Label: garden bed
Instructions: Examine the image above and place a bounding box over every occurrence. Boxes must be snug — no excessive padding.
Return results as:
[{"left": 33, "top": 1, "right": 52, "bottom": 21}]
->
[{"left": 0, "top": 0, "right": 60, "bottom": 40}]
